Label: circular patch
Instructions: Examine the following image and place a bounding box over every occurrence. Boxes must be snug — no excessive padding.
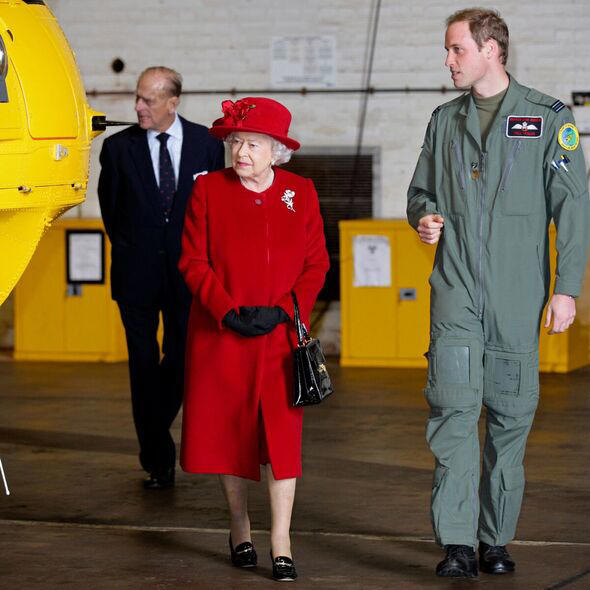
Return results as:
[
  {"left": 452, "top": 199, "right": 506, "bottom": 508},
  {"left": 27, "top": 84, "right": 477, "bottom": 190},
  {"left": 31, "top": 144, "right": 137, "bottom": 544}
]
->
[{"left": 558, "top": 123, "right": 579, "bottom": 151}]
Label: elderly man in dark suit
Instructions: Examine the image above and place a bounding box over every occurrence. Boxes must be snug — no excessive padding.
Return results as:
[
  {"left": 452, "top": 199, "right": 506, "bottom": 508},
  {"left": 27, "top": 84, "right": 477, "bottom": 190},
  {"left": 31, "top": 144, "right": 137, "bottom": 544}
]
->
[{"left": 98, "top": 66, "right": 225, "bottom": 489}]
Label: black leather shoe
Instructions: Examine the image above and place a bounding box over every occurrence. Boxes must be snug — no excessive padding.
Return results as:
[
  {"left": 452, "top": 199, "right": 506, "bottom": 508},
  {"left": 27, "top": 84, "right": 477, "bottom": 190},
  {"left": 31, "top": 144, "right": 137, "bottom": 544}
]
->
[
  {"left": 436, "top": 545, "right": 478, "bottom": 577},
  {"left": 271, "top": 552, "right": 297, "bottom": 582},
  {"left": 143, "top": 468, "right": 174, "bottom": 490},
  {"left": 229, "top": 535, "right": 257, "bottom": 568},
  {"left": 479, "top": 542, "right": 515, "bottom": 574}
]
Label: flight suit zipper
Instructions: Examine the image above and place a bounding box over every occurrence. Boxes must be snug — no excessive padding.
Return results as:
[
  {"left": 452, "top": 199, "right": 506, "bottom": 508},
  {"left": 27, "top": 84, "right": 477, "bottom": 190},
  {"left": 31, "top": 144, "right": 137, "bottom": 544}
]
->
[
  {"left": 451, "top": 139, "right": 466, "bottom": 190},
  {"left": 477, "top": 152, "right": 487, "bottom": 319}
]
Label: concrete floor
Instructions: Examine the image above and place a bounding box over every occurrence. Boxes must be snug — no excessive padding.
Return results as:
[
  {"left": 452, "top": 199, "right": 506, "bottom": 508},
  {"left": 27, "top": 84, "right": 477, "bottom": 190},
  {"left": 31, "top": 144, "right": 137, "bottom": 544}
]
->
[{"left": 0, "top": 360, "right": 589, "bottom": 589}]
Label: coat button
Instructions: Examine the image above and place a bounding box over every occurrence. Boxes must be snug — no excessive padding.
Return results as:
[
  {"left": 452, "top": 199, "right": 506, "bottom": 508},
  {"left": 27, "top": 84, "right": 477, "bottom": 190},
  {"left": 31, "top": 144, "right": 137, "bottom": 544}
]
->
[{"left": 254, "top": 199, "right": 262, "bottom": 205}]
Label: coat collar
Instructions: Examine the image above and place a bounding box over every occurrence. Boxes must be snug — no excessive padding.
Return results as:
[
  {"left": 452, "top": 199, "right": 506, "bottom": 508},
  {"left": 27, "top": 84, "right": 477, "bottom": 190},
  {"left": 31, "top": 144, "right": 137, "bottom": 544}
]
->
[
  {"left": 228, "top": 165, "right": 286, "bottom": 196},
  {"left": 177, "top": 116, "right": 201, "bottom": 202},
  {"left": 128, "top": 124, "right": 160, "bottom": 208}
]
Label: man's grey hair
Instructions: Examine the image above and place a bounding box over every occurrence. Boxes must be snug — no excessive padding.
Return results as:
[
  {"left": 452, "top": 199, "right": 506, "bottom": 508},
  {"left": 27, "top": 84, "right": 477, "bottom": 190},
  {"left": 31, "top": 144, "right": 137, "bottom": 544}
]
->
[
  {"left": 139, "top": 66, "right": 183, "bottom": 97},
  {"left": 225, "top": 132, "right": 294, "bottom": 166}
]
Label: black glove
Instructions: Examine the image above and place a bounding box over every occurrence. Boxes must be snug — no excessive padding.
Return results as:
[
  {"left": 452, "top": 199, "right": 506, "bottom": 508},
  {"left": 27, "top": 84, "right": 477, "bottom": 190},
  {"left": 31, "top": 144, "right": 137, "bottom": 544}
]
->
[
  {"left": 222, "top": 309, "right": 256, "bottom": 336},
  {"left": 222, "top": 307, "right": 288, "bottom": 337},
  {"left": 239, "top": 306, "right": 289, "bottom": 333}
]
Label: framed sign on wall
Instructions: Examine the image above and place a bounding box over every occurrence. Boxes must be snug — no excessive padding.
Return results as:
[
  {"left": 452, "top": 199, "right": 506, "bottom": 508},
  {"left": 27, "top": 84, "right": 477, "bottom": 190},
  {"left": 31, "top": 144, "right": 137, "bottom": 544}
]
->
[{"left": 65, "top": 229, "right": 105, "bottom": 284}]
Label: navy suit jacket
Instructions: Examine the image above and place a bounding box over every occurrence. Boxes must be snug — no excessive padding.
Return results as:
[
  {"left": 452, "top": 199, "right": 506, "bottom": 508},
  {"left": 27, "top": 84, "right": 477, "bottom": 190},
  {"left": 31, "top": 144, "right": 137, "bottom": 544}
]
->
[{"left": 98, "top": 116, "right": 225, "bottom": 307}]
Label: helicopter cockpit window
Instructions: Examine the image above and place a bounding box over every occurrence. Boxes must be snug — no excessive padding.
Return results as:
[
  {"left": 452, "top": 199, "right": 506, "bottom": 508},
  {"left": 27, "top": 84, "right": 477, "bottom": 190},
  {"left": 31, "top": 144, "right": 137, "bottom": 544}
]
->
[
  {"left": 0, "top": 35, "right": 8, "bottom": 103},
  {"left": 23, "top": 1, "right": 47, "bottom": 5}
]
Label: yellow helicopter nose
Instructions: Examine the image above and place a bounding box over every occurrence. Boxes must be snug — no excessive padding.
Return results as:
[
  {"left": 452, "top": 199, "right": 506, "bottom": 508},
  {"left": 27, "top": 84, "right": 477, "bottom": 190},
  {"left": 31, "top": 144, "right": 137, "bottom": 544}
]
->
[{"left": 0, "top": 0, "right": 106, "bottom": 306}]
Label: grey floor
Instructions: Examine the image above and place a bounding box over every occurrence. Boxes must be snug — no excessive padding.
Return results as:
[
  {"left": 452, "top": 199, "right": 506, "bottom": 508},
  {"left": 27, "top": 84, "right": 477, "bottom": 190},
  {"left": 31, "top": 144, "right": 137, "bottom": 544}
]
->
[{"left": 0, "top": 360, "right": 589, "bottom": 589}]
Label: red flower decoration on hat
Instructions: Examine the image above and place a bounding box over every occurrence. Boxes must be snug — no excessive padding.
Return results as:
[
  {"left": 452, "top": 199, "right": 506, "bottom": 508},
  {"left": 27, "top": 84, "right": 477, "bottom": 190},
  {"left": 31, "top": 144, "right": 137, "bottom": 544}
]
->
[{"left": 221, "top": 99, "right": 256, "bottom": 127}]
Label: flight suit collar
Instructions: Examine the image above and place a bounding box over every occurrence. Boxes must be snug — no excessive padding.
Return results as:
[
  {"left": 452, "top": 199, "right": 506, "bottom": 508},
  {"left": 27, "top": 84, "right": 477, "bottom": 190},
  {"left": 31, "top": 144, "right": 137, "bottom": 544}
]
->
[
  {"left": 458, "top": 93, "right": 483, "bottom": 150},
  {"left": 457, "top": 74, "right": 523, "bottom": 151},
  {"left": 497, "top": 74, "right": 525, "bottom": 118}
]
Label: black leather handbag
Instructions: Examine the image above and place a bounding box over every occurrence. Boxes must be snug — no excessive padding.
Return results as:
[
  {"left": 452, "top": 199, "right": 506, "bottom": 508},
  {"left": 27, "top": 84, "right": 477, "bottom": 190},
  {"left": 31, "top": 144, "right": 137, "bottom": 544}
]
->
[{"left": 292, "top": 292, "right": 334, "bottom": 407}]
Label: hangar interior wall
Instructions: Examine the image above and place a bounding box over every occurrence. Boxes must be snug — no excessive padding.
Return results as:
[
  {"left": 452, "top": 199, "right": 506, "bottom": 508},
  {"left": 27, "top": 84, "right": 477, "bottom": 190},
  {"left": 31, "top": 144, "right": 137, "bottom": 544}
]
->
[
  {"left": 3, "top": 0, "right": 590, "bottom": 353},
  {"left": 45, "top": 0, "right": 590, "bottom": 220}
]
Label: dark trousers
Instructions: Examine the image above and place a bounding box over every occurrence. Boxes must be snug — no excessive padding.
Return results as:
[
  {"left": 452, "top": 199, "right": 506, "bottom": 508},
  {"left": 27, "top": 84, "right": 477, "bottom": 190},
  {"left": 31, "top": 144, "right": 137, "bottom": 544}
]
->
[{"left": 118, "top": 295, "right": 189, "bottom": 475}]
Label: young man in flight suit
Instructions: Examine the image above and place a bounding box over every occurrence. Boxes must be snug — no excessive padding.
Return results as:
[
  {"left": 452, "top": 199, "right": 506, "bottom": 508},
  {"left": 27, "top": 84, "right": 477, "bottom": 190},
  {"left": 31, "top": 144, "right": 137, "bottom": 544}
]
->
[{"left": 407, "top": 8, "right": 589, "bottom": 578}]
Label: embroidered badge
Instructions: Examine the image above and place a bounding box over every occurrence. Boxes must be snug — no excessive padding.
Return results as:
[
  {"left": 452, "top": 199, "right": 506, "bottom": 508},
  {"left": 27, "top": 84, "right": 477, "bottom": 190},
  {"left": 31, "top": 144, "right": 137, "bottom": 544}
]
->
[
  {"left": 558, "top": 123, "right": 579, "bottom": 151},
  {"left": 506, "top": 116, "right": 543, "bottom": 138},
  {"left": 281, "top": 189, "right": 295, "bottom": 212}
]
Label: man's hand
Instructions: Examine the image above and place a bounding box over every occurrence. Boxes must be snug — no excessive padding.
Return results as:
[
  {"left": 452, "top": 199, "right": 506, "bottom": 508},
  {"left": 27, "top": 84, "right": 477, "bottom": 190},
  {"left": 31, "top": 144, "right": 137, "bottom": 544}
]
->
[
  {"left": 544, "top": 294, "right": 576, "bottom": 334},
  {"left": 417, "top": 214, "right": 445, "bottom": 244}
]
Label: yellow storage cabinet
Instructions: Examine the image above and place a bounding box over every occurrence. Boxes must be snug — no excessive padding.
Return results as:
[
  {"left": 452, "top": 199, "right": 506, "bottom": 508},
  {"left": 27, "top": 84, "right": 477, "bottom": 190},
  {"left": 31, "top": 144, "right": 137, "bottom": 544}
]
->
[
  {"left": 339, "top": 219, "right": 590, "bottom": 373},
  {"left": 14, "top": 218, "right": 127, "bottom": 361},
  {"left": 340, "top": 220, "right": 433, "bottom": 368}
]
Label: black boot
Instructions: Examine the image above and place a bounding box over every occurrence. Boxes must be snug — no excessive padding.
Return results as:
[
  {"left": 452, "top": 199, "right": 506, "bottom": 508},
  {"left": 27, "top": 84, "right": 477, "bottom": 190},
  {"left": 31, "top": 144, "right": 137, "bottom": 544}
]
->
[
  {"left": 436, "top": 544, "right": 478, "bottom": 577},
  {"left": 479, "top": 542, "right": 515, "bottom": 574}
]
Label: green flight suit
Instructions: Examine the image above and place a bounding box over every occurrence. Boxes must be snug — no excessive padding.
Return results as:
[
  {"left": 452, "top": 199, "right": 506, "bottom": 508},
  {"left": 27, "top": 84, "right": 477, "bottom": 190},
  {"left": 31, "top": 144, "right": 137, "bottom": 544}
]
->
[{"left": 407, "top": 76, "right": 590, "bottom": 548}]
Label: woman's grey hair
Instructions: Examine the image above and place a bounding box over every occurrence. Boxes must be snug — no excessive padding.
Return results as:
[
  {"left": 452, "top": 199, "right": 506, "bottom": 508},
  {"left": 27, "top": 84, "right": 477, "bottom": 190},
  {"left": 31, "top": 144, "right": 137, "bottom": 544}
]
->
[{"left": 225, "top": 132, "right": 294, "bottom": 166}]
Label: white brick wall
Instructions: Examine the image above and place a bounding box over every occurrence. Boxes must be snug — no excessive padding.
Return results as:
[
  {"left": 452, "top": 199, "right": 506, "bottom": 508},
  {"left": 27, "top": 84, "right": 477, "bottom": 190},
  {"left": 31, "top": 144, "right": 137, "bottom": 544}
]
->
[{"left": 45, "top": 0, "right": 590, "bottom": 219}]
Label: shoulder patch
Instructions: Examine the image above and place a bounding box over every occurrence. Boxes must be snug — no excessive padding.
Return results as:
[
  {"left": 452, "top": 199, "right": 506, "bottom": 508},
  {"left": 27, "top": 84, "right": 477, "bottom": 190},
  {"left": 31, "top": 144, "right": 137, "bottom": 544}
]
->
[
  {"left": 551, "top": 100, "right": 566, "bottom": 113},
  {"left": 558, "top": 123, "right": 579, "bottom": 151}
]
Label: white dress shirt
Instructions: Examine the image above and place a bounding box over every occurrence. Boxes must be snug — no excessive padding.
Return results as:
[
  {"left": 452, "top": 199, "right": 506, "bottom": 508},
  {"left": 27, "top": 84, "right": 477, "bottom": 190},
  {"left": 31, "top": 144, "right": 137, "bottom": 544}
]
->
[{"left": 147, "top": 113, "right": 183, "bottom": 188}]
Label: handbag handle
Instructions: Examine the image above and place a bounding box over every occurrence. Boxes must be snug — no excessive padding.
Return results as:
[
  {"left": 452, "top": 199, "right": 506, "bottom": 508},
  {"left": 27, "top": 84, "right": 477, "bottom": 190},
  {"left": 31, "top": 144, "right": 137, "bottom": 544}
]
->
[{"left": 291, "top": 291, "right": 310, "bottom": 346}]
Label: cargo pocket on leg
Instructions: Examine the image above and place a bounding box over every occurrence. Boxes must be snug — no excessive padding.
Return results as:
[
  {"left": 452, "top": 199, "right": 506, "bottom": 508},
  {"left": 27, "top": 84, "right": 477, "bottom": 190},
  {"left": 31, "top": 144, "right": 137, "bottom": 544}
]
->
[
  {"left": 484, "top": 349, "right": 539, "bottom": 417},
  {"left": 424, "top": 337, "right": 481, "bottom": 408},
  {"left": 498, "top": 465, "right": 525, "bottom": 539}
]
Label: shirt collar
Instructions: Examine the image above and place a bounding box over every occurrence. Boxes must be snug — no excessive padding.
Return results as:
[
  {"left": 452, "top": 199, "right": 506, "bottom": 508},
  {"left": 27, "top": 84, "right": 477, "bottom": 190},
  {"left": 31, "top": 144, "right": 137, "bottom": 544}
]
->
[{"left": 147, "top": 113, "right": 183, "bottom": 141}]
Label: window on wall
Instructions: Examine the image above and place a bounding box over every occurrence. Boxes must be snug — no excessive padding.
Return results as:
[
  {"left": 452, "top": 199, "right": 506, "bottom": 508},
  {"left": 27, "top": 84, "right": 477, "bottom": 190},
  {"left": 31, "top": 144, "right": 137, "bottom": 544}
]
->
[{"left": 283, "top": 150, "right": 375, "bottom": 301}]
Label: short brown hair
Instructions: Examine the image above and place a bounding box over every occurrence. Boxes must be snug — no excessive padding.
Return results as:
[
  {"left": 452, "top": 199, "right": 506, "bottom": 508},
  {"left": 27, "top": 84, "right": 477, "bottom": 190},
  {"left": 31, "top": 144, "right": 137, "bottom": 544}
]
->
[
  {"left": 139, "top": 66, "right": 183, "bottom": 97},
  {"left": 446, "top": 8, "right": 509, "bottom": 65}
]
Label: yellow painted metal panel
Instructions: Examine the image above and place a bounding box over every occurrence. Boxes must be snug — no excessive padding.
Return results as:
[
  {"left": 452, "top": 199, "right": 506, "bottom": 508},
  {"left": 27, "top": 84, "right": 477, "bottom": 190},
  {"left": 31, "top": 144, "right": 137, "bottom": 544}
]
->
[
  {"left": 0, "top": 1, "right": 105, "bottom": 307},
  {"left": 538, "top": 225, "right": 590, "bottom": 373},
  {"left": 14, "top": 219, "right": 128, "bottom": 362},
  {"left": 395, "top": 227, "right": 434, "bottom": 361},
  {"left": 350, "top": 228, "right": 396, "bottom": 359},
  {"left": 340, "top": 221, "right": 397, "bottom": 364},
  {"left": 8, "top": 6, "right": 78, "bottom": 139},
  {"left": 14, "top": 223, "right": 65, "bottom": 353},
  {"left": 0, "top": 35, "right": 23, "bottom": 138}
]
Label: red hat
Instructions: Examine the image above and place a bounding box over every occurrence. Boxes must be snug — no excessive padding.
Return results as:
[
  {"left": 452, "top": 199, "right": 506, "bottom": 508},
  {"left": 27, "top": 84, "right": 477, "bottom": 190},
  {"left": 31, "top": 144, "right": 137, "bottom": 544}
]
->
[{"left": 209, "top": 97, "right": 300, "bottom": 150}]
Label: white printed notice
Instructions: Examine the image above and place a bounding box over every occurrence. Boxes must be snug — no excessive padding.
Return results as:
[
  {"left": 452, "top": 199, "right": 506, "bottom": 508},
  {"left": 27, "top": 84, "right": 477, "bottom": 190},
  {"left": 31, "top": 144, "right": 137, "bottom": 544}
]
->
[
  {"left": 353, "top": 235, "right": 391, "bottom": 287},
  {"left": 271, "top": 36, "right": 336, "bottom": 88},
  {"left": 67, "top": 232, "right": 103, "bottom": 283}
]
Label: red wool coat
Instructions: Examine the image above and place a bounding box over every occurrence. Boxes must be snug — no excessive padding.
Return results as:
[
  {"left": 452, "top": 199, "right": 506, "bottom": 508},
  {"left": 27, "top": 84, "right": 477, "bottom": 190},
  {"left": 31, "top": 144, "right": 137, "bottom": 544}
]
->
[{"left": 178, "top": 167, "right": 329, "bottom": 481}]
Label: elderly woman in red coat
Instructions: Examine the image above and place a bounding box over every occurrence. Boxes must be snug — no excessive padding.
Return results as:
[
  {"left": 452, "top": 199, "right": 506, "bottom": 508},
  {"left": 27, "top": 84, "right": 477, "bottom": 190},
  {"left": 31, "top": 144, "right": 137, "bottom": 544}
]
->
[{"left": 178, "top": 97, "right": 329, "bottom": 582}]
